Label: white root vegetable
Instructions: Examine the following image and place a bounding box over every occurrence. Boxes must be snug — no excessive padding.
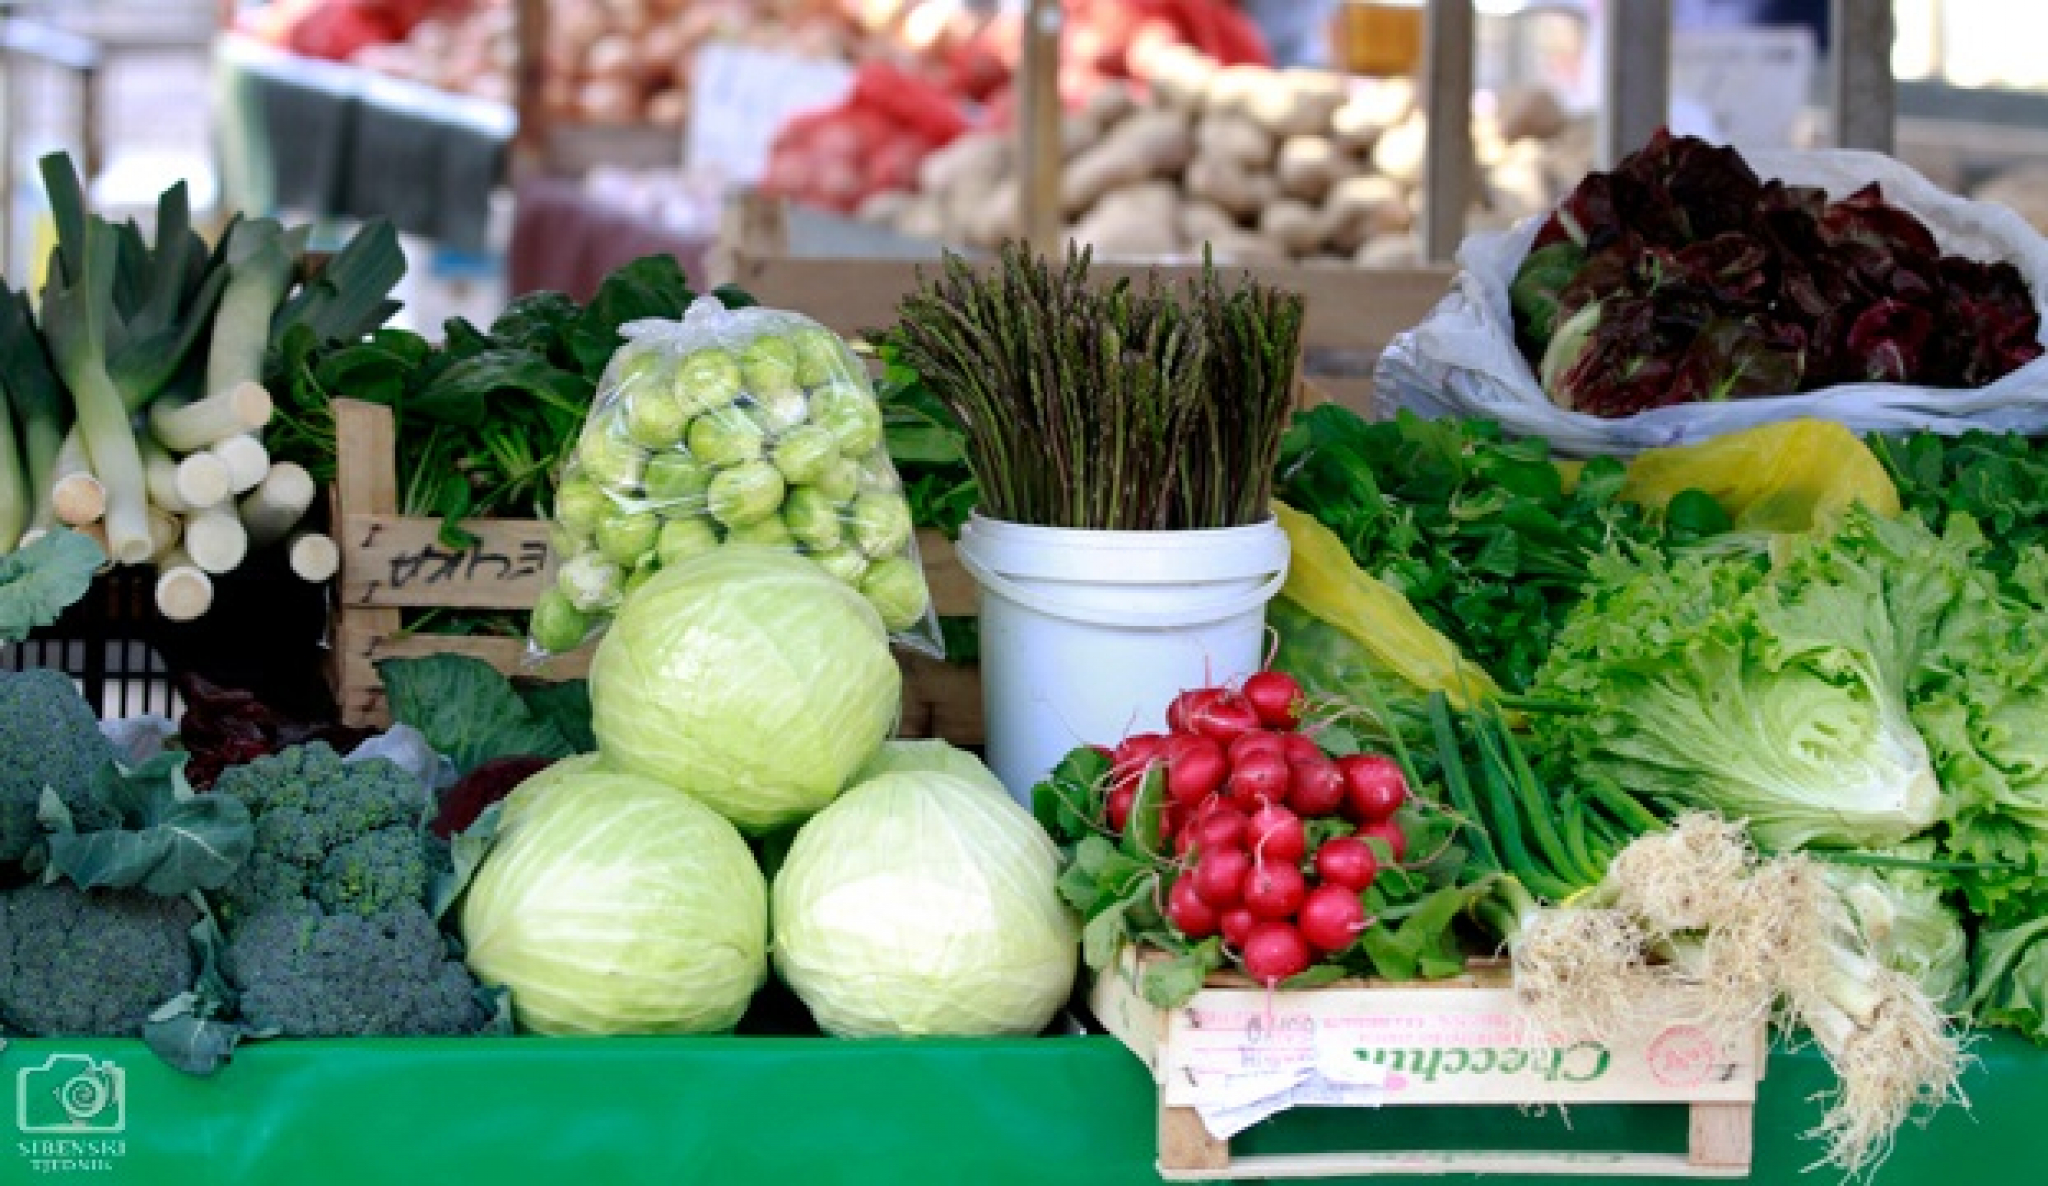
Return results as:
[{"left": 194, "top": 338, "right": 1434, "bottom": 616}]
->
[
  {"left": 1205, "top": 231, "right": 1291, "bottom": 265},
  {"left": 50, "top": 429, "right": 106, "bottom": 527},
  {"left": 140, "top": 436, "right": 189, "bottom": 515},
  {"left": 1062, "top": 111, "right": 1193, "bottom": 216},
  {"left": 1325, "top": 174, "right": 1413, "bottom": 253},
  {"left": 1259, "top": 200, "right": 1330, "bottom": 256},
  {"left": 1276, "top": 135, "right": 1348, "bottom": 203},
  {"left": 918, "top": 134, "right": 1011, "bottom": 199},
  {"left": 1244, "top": 70, "right": 1346, "bottom": 139},
  {"left": 183, "top": 506, "right": 249, "bottom": 574},
  {"left": 1371, "top": 115, "right": 1430, "bottom": 186},
  {"left": 286, "top": 531, "right": 341, "bottom": 584},
  {"left": 1179, "top": 201, "right": 1243, "bottom": 246},
  {"left": 1070, "top": 184, "right": 1184, "bottom": 258},
  {"left": 1194, "top": 115, "right": 1275, "bottom": 169},
  {"left": 149, "top": 381, "right": 273, "bottom": 453},
  {"left": 1185, "top": 156, "right": 1277, "bottom": 220},
  {"left": 209, "top": 434, "right": 270, "bottom": 496},
  {"left": 238, "top": 461, "right": 316, "bottom": 549},
  {"left": 153, "top": 546, "right": 213, "bottom": 623},
  {"left": 174, "top": 451, "right": 233, "bottom": 510},
  {"left": 967, "top": 180, "right": 1023, "bottom": 248},
  {"left": 1142, "top": 45, "right": 1217, "bottom": 111}
]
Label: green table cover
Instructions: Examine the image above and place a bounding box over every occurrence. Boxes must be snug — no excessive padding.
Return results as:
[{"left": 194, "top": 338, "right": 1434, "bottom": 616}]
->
[{"left": 2, "top": 1032, "right": 2042, "bottom": 1184}]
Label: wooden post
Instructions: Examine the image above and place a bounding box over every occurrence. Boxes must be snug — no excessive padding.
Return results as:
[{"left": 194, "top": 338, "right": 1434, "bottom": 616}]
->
[
  {"left": 1018, "top": 0, "right": 1064, "bottom": 253},
  {"left": 511, "top": 0, "right": 549, "bottom": 175},
  {"left": 1599, "top": 0, "right": 1672, "bottom": 168},
  {"left": 1830, "top": 0, "right": 1896, "bottom": 153},
  {"left": 1421, "top": 0, "right": 1474, "bottom": 265},
  {"left": 328, "top": 400, "right": 405, "bottom": 728}
]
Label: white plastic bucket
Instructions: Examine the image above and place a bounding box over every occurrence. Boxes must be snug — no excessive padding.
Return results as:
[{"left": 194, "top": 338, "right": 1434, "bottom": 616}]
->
[{"left": 955, "top": 514, "right": 1291, "bottom": 807}]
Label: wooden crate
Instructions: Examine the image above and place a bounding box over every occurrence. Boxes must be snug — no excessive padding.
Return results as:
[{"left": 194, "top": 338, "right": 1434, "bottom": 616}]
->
[
  {"left": 328, "top": 398, "right": 983, "bottom": 736},
  {"left": 1091, "top": 947, "right": 1765, "bottom": 1180}
]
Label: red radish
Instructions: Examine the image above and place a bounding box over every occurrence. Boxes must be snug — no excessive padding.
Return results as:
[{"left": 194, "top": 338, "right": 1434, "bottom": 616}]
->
[
  {"left": 1242, "top": 861, "right": 1308, "bottom": 920},
  {"left": 1246, "top": 802, "right": 1307, "bottom": 864},
  {"left": 1280, "top": 732, "right": 1324, "bottom": 766},
  {"left": 1163, "top": 732, "right": 1228, "bottom": 807},
  {"left": 1167, "top": 876, "right": 1221, "bottom": 939},
  {"left": 1189, "top": 691, "right": 1262, "bottom": 744},
  {"left": 1227, "top": 750, "right": 1292, "bottom": 808},
  {"left": 1192, "top": 808, "right": 1250, "bottom": 856},
  {"left": 1227, "top": 730, "right": 1287, "bottom": 768},
  {"left": 1194, "top": 848, "right": 1253, "bottom": 909},
  {"left": 1297, "top": 884, "right": 1369, "bottom": 953},
  {"left": 1339, "top": 753, "right": 1409, "bottom": 824},
  {"left": 1166, "top": 687, "right": 1223, "bottom": 735},
  {"left": 1114, "top": 732, "right": 1168, "bottom": 781},
  {"left": 1313, "top": 834, "right": 1380, "bottom": 890},
  {"left": 1220, "top": 907, "right": 1258, "bottom": 951},
  {"left": 1286, "top": 756, "right": 1347, "bottom": 817},
  {"left": 1241, "top": 921, "right": 1313, "bottom": 985},
  {"left": 1361, "top": 819, "right": 1409, "bottom": 862},
  {"left": 1106, "top": 784, "right": 1136, "bottom": 833},
  {"left": 1242, "top": 670, "right": 1306, "bottom": 730}
]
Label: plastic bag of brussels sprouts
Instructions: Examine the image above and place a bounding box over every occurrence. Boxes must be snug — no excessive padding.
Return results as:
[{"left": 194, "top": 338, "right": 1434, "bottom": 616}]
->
[{"left": 530, "top": 295, "right": 941, "bottom": 659}]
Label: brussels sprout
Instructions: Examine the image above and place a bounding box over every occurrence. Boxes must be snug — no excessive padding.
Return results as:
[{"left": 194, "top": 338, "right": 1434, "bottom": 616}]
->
[
  {"left": 687, "top": 411, "right": 765, "bottom": 467},
  {"left": 548, "top": 524, "right": 589, "bottom": 561},
  {"left": 644, "top": 451, "right": 714, "bottom": 507},
  {"left": 851, "top": 491, "right": 913, "bottom": 558},
  {"left": 813, "top": 382, "right": 883, "bottom": 456},
  {"left": 813, "top": 456, "right": 861, "bottom": 504},
  {"left": 860, "top": 554, "right": 930, "bottom": 633},
  {"left": 772, "top": 425, "right": 837, "bottom": 486},
  {"left": 811, "top": 545, "right": 870, "bottom": 586},
  {"left": 747, "top": 384, "right": 809, "bottom": 435},
  {"left": 558, "top": 550, "right": 624, "bottom": 613},
  {"left": 625, "top": 389, "right": 690, "bottom": 449},
  {"left": 792, "top": 326, "right": 849, "bottom": 388},
  {"left": 739, "top": 334, "right": 798, "bottom": 392},
  {"left": 656, "top": 516, "right": 721, "bottom": 568},
  {"left": 578, "top": 424, "right": 650, "bottom": 490},
  {"left": 612, "top": 347, "right": 672, "bottom": 394},
  {"left": 554, "top": 474, "right": 608, "bottom": 535},
  {"left": 707, "top": 461, "right": 788, "bottom": 528},
  {"left": 530, "top": 588, "right": 593, "bottom": 654},
  {"left": 597, "top": 508, "right": 660, "bottom": 567},
  {"left": 857, "top": 452, "right": 902, "bottom": 494},
  {"left": 726, "top": 514, "right": 795, "bottom": 549},
  {"left": 675, "top": 348, "right": 743, "bottom": 414},
  {"left": 783, "top": 486, "right": 843, "bottom": 551}
]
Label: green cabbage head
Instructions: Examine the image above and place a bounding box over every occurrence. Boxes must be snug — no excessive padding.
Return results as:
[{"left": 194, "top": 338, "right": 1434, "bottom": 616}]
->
[
  {"left": 772, "top": 771, "right": 1078, "bottom": 1037},
  {"left": 854, "top": 739, "right": 1009, "bottom": 801},
  {"left": 460, "top": 755, "right": 767, "bottom": 1035},
  {"left": 590, "top": 547, "right": 901, "bottom": 834}
]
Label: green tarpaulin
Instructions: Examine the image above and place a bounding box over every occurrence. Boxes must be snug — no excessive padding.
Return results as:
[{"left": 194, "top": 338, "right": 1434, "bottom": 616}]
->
[{"left": 2, "top": 1033, "right": 2043, "bottom": 1184}]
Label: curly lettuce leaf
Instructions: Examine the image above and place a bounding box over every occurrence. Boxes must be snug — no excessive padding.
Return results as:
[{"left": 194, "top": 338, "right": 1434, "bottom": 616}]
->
[{"left": 1967, "top": 912, "right": 2048, "bottom": 1042}]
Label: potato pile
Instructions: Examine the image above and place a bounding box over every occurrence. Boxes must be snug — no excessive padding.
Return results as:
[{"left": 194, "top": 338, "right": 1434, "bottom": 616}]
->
[{"left": 861, "top": 49, "right": 1591, "bottom": 266}]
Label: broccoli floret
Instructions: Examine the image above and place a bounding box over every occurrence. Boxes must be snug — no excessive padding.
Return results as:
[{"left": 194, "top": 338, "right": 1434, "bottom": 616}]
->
[
  {"left": 0, "top": 669, "right": 120, "bottom": 867},
  {"left": 0, "top": 881, "right": 198, "bottom": 1036},
  {"left": 225, "top": 900, "right": 486, "bottom": 1037},
  {"left": 211, "top": 742, "right": 435, "bottom": 925}
]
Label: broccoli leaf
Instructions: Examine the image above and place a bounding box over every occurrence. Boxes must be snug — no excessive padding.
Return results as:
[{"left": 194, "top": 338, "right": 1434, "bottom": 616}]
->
[
  {"left": 43, "top": 752, "right": 253, "bottom": 895},
  {"left": 378, "top": 654, "right": 573, "bottom": 776},
  {"left": 0, "top": 528, "right": 104, "bottom": 644}
]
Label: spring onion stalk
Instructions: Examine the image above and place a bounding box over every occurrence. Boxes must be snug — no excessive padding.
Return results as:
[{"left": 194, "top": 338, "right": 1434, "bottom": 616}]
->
[
  {"left": 209, "top": 433, "right": 269, "bottom": 495},
  {"left": 145, "top": 504, "right": 181, "bottom": 562},
  {"left": 238, "top": 461, "right": 314, "bottom": 548},
  {"left": 182, "top": 506, "right": 247, "bottom": 574},
  {"left": 0, "top": 288, "right": 67, "bottom": 538},
  {"left": 174, "top": 451, "right": 232, "bottom": 510},
  {"left": 0, "top": 382, "right": 25, "bottom": 552},
  {"left": 148, "top": 380, "right": 272, "bottom": 452},
  {"left": 49, "top": 429, "right": 105, "bottom": 527},
  {"left": 204, "top": 219, "right": 295, "bottom": 396},
  {"left": 140, "top": 436, "right": 189, "bottom": 514},
  {"left": 286, "top": 530, "right": 339, "bottom": 583},
  {"left": 152, "top": 546, "right": 212, "bottom": 622}
]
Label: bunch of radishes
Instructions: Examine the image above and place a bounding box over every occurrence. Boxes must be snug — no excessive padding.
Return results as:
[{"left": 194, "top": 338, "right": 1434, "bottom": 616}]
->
[{"left": 1095, "top": 669, "right": 1412, "bottom": 988}]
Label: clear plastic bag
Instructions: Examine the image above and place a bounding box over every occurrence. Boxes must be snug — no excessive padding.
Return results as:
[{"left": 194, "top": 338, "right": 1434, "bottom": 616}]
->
[
  {"left": 528, "top": 295, "right": 942, "bottom": 658},
  {"left": 1375, "top": 149, "right": 2048, "bottom": 457}
]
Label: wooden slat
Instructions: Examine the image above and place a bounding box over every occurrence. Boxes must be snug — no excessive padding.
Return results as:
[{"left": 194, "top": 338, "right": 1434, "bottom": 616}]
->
[
  {"left": 730, "top": 253, "right": 1455, "bottom": 359},
  {"left": 1161, "top": 1149, "right": 1753, "bottom": 1181},
  {"left": 1600, "top": 0, "right": 1673, "bottom": 167},
  {"left": 332, "top": 400, "right": 406, "bottom": 727},
  {"left": 1687, "top": 1102, "right": 1754, "bottom": 1169},
  {"left": 1158, "top": 1108, "right": 1229, "bottom": 1174},
  {"left": 1830, "top": 0, "right": 1896, "bottom": 153},
  {"left": 1019, "top": 0, "right": 1064, "bottom": 252},
  {"left": 1422, "top": 0, "right": 1474, "bottom": 264},
  {"left": 340, "top": 514, "right": 557, "bottom": 610}
]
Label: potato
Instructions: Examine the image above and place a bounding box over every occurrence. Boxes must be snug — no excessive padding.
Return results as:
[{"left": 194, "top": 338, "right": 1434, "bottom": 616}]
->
[
  {"left": 1245, "top": 70, "right": 1347, "bottom": 139},
  {"left": 968, "top": 180, "right": 1022, "bottom": 247},
  {"left": 1180, "top": 200, "right": 1242, "bottom": 246},
  {"left": 1205, "top": 231, "right": 1290, "bottom": 265},
  {"left": 945, "top": 176, "right": 1002, "bottom": 239},
  {"left": 1201, "top": 64, "right": 1271, "bottom": 120},
  {"left": 1259, "top": 199, "right": 1328, "bottom": 256},
  {"left": 1071, "top": 183, "right": 1184, "bottom": 258},
  {"left": 1323, "top": 174, "right": 1411, "bottom": 253},
  {"left": 1062, "top": 110, "right": 1192, "bottom": 216},
  {"left": 1139, "top": 44, "right": 1216, "bottom": 111},
  {"left": 1186, "top": 156, "right": 1277, "bottom": 221},
  {"left": 1277, "top": 136, "right": 1346, "bottom": 203},
  {"left": 1083, "top": 82, "right": 1138, "bottom": 130},
  {"left": 919, "top": 134, "right": 1012, "bottom": 199},
  {"left": 1196, "top": 115, "right": 1275, "bottom": 169},
  {"left": 1371, "top": 114, "right": 1429, "bottom": 186},
  {"left": 1062, "top": 112, "right": 1101, "bottom": 159},
  {"left": 1356, "top": 234, "right": 1424, "bottom": 269}
]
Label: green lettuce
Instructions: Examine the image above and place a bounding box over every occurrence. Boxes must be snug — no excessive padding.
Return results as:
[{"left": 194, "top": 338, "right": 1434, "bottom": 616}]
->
[{"left": 1532, "top": 507, "right": 1953, "bottom": 852}]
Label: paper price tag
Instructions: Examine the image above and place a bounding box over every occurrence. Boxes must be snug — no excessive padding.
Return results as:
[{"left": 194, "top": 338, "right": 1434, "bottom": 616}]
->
[
  {"left": 1184, "top": 1017, "right": 1391, "bottom": 1139},
  {"left": 1670, "top": 26, "right": 1818, "bottom": 152},
  {"left": 684, "top": 42, "right": 856, "bottom": 187}
]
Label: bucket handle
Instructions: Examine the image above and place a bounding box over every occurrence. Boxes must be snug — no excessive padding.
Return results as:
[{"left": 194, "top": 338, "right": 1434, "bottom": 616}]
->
[{"left": 956, "top": 546, "right": 1289, "bottom": 631}]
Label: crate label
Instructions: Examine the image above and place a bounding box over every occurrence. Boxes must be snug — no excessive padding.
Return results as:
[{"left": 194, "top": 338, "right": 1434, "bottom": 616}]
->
[
  {"left": 1187, "top": 1032, "right": 1395, "bottom": 1140},
  {"left": 1158, "top": 986, "right": 1758, "bottom": 1109},
  {"left": 342, "top": 515, "right": 558, "bottom": 610}
]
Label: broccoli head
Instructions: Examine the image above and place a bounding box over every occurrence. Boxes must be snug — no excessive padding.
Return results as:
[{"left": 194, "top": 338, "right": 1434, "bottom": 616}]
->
[
  {"left": 211, "top": 742, "right": 437, "bottom": 925},
  {"left": 0, "top": 881, "right": 198, "bottom": 1036},
  {"left": 0, "top": 669, "right": 121, "bottom": 867},
  {"left": 225, "top": 900, "right": 487, "bottom": 1038}
]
